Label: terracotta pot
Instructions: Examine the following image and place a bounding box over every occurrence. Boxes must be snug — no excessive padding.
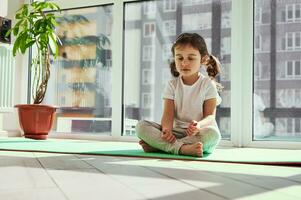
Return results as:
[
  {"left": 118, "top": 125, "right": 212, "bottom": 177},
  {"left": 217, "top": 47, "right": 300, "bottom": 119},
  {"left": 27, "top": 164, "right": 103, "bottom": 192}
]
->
[{"left": 15, "top": 104, "right": 57, "bottom": 140}]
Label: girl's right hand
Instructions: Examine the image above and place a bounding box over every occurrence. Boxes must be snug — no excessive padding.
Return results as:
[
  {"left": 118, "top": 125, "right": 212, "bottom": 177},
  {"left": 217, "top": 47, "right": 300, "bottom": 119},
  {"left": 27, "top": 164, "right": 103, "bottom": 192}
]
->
[{"left": 161, "top": 128, "right": 176, "bottom": 143}]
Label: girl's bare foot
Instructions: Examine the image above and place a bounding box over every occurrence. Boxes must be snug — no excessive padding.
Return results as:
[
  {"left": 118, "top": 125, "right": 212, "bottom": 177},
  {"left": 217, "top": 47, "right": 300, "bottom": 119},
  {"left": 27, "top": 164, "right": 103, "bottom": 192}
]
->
[
  {"left": 139, "top": 140, "right": 160, "bottom": 153},
  {"left": 179, "top": 142, "right": 203, "bottom": 157}
]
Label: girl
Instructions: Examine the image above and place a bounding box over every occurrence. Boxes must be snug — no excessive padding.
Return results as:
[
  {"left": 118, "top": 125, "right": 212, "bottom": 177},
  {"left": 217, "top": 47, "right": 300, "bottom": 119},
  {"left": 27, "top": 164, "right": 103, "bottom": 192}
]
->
[{"left": 136, "top": 33, "right": 222, "bottom": 157}]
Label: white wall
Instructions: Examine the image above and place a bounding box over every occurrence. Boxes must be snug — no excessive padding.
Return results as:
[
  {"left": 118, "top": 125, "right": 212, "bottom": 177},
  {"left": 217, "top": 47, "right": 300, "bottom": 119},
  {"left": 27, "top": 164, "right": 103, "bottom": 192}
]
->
[{"left": 2, "top": 0, "right": 27, "bottom": 134}]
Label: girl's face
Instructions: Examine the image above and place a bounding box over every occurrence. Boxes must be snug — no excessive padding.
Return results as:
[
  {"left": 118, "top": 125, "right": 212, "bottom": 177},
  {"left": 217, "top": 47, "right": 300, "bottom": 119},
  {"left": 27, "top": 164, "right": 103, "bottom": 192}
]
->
[{"left": 174, "top": 44, "right": 207, "bottom": 78}]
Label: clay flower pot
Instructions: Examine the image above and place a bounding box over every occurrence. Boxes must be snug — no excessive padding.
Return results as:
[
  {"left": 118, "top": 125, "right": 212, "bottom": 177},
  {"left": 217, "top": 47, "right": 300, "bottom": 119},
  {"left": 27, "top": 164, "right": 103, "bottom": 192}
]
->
[{"left": 15, "top": 104, "right": 57, "bottom": 140}]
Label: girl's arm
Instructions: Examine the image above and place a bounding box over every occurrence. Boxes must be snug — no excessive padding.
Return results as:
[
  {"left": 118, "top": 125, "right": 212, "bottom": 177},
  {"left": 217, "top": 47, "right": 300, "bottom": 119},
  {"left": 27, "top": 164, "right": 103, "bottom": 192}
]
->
[
  {"left": 199, "top": 98, "right": 217, "bottom": 127},
  {"left": 161, "top": 99, "right": 175, "bottom": 131},
  {"left": 186, "top": 98, "right": 217, "bottom": 136},
  {"left": 203, "top": 98, "right": 217, "bottom": 118}
]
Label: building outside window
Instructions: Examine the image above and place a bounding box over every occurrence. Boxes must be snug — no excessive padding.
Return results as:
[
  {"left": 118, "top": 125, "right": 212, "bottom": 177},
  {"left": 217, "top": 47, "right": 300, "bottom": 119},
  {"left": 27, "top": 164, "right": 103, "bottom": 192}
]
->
[
  {"left": 285, "top": 60, "right": 301, "bottom": 78},
  {"left": 286, "top": 3, "right": 301, "bottom": 22},
  {"left": 124, "top": 0, "right": 232, "bottom": 139},
  {"left": 143, "top": 1, "right": 156, "bottom": 17},
  {"left": 162, "top": 43, "right": 172, "bottom": 60},
  {"left": 142, "top": 69, "right": 153, "bottom": 85},
  {"left": 143, "top": 45, "right": 154, "bottom": 61},
  {"left": 44, "top": 5, "right": 113, "bottom": 134},
  {"left": 162, "top": 20, "right": 176, "bottom": 36},
  {"left": 143, "top": 22, "right": 156, "bottom": 37},
  {"left": 163, "top": 0, "right": 177, "bottom": 12}
]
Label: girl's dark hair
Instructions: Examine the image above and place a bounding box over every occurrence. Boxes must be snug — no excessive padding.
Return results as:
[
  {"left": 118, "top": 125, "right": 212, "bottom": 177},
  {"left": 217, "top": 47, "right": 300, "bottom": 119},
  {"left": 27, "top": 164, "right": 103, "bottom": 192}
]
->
[{"left": 170, "top": 33, "right": 223, "bottom": 91}]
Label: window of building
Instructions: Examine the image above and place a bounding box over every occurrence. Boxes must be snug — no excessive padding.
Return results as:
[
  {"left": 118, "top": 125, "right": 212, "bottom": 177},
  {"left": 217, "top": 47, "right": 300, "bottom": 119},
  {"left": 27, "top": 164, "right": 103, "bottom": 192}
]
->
[
  {"left": 45, "top": 5, "right": 113, "bottom": 134},
  {"left": 142, "top": 69, "right": 153, "bottom": 85},
  {"left": 182, "top": 13, "right": 211, "bottom": 31},
  {"left": 285, "top": 60, "right": 301, "bottom": 78},
  {"left": 162, "top": 43, "right": 172, "bottom": 60},
  {"left": 286, "top": 4, "right": 301, "bottom": 22},
  {"left": 220, "top": 63, "right": 230, "bottom": 81},
  {"left": 287, "top": 32, "right": 293, "bottom": 49},
  {"left": 286, "top": 4, "right": 294, "bottom": 22},
  {"left": 143, "top": 45, "right": 154, "bottom": 61},
  {"left": 222, "top": 11, "right": 231, "bottom": 28},
  {"left": 221, "top": 37, "right": 231, "bottom": 56},
  {"left": 142, "top": 93, "right": 152, "bottom": 108},
  {"left": 143, "top": 22, "right": 156, "bottom": 37},
  {"left": 163, "top": 0, "right": 177, "bottom": 12},
  {"left": 162, "top": 20, "right": 176, "bottom": 36},
  {"left": 143, "top": 1, "right": 156, "bottom": 16},
  {"left": 124, "top": 1, "right": 232, "bottom": 139},
  {"left": 276, "top": 89, "right": 301, "bottom": 108},
  {"left": 254, "top": 0, "right": 301, "bottom": 142}
]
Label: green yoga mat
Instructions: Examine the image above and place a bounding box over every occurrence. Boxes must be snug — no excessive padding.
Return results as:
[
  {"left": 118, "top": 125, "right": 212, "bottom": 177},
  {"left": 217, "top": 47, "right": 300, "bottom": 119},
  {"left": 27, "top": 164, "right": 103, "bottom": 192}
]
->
[{"left": 0, "top": 137, "right": 300, "bottom": 165}]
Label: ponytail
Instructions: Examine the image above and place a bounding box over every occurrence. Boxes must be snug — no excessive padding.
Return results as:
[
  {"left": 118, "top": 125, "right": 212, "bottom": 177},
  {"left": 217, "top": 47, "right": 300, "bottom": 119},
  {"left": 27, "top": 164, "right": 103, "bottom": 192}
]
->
[
  {"left": 169, "top": 60, "right": 180, "bottom": 77},
  {"left": 206, "top": 55, "right": 223, "bottom": 91}
]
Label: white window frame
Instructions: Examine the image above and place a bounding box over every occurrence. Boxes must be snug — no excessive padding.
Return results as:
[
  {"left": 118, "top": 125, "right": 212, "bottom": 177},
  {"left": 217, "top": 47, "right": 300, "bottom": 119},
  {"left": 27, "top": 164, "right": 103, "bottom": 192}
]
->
[
  {"left": 286, "top": 32, "right": 294, "bottom": 50},
  {"left": 142, "top": 69, "right": 153, "bottom": 85},
  {"left": 143, "top": 22, "right": 156, "bottom": 38},
  {"left": 285, "top": 61, "right": 294, "bottom": 78},
  {"left": 162, "top": 43, "right": 172, "bottom": 60},
  {"left": 141, "top": 93, "right": 152, "bottom": 109},
  {"left": 286, "top": 4, "right": 301, "bottom": 22},
  {"left": 142, "top": 45, "right": 154, "bottom": 61},
  {"left": 162, "top": 20, "right": 176, "bottom": 36},
  {"left": 17, "top": 0, "right": 300, "bottom": 148},
  {"left": 286, "top": 4, "right": 294, "bottom": 22},
  {"left": 143, "top": 1, "right": 156, "bottom": 15},
  {"left": 285, "top": 60, "right": 301, "bottom": 78},
  {"left": 163, "top": 0, "right": 177, "bottom": 12}
]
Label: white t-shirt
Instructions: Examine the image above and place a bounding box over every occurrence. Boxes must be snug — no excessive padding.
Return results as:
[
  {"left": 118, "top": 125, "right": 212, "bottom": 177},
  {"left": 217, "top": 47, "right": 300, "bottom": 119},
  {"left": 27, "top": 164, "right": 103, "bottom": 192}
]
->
[{"left": 162, "top": 73, "right": 222, "bottom": 128}]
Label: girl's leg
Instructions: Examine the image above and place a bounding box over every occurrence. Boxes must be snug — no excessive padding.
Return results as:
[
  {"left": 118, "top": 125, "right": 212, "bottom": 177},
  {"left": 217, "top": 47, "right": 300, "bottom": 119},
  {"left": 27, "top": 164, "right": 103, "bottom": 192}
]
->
[
  {"left": 178, "top": 125, "right": 221, "bottom": 154},
  {"left": 136, "top": 120, "right": 183, "bottom": 155}
]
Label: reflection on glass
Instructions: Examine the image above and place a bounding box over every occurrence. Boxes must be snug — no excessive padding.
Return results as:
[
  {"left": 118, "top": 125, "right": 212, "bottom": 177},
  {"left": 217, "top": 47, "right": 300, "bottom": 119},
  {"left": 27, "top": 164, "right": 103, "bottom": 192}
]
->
[
  {"left": 123, "top": 0, "right": 232, "bottom": 139},
  {"left": 45, "top": 6, "right": 113, "bottom": 134},
  {"left": 253, "top": 0, "right": 301, "bottom": 141}
]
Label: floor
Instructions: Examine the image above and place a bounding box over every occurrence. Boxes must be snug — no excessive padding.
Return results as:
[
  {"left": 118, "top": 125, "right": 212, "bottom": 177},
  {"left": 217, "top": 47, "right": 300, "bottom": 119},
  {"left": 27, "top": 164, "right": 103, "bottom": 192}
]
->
[{"left": 0, "top": 150, "right": 300, "bottom": 200}]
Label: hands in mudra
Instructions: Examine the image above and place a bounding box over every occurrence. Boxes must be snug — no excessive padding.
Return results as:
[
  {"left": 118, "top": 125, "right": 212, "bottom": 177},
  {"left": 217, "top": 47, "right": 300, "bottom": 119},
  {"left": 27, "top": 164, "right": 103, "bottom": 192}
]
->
[
  {"left": 186, "top": 120, "right": 200, "bottom": 136},
  {"left": 161, "top": 120, "right": 200, "bottom": 143},
  {"left": 161, "top": 128, "right": 176, "bottom": 143}
]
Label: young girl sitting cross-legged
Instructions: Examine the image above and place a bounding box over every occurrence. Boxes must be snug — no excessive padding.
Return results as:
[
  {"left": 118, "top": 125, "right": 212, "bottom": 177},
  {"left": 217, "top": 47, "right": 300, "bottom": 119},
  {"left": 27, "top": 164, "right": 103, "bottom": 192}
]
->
[{"left": 136, "top": 32, "right": 223, "bottom": 157}]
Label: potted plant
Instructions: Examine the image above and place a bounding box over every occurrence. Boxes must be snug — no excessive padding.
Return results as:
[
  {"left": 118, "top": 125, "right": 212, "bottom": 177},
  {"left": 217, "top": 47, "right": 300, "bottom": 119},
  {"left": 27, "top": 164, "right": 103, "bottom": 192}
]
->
[{"left": 8, "top": 1, "right": 60, "bottom": 139}]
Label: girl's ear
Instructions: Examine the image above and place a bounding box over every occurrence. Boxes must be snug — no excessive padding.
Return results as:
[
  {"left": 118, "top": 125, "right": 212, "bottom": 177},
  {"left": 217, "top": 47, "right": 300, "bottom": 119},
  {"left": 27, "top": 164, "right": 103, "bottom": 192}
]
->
[{"left": 201, "top": 55, "right": 209, "bottom": 65}]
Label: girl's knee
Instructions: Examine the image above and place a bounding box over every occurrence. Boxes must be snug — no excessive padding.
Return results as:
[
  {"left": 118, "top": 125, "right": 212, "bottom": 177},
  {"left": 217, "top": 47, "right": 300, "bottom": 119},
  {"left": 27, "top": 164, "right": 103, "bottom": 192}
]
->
[
  {"left": 135, "top": 120, "right": 148, "bottom": 138},
  {"left": 200, "top": 127, "right": 221, "bottom": 153},
  {"left": 201, "top": 127, "right": 221, "bottom": 141}
]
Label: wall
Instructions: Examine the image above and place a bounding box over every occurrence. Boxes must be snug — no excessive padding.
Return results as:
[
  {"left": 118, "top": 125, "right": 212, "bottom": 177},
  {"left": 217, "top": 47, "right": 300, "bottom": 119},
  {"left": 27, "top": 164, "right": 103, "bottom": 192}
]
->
[{"left": 2, "top": 0, "right": 27, "bottom": 135}]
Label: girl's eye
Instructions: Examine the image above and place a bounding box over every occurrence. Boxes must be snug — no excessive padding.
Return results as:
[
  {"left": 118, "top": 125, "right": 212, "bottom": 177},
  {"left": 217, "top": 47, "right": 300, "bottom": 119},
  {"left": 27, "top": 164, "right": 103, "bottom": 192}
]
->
[
  {"left": 188, "top": 57, "right": 195, "bottom": 61},
  {"left": 176, "top": 57, "right": 183, "bottom": 61}
]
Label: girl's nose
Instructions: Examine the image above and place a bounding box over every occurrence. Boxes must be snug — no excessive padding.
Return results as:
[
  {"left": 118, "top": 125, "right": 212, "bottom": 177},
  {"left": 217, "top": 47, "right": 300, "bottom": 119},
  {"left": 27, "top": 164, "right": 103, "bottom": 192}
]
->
[{"left": 181, "top": 59, "right": 189, "bottom": 66}]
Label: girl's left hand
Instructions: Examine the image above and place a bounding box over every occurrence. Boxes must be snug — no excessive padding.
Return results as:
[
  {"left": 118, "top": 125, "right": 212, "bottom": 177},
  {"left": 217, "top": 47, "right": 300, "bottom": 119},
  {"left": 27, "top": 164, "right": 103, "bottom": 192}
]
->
[{"left": 186, "top": 120, "right": 199, "bottom": 136}]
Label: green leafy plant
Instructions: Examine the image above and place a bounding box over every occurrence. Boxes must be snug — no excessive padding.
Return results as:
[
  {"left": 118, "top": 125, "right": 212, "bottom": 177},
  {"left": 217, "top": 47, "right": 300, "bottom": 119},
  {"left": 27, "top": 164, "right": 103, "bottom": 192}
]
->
[{"left": 8, "top": 1, "right": 60, "bottom": 104}]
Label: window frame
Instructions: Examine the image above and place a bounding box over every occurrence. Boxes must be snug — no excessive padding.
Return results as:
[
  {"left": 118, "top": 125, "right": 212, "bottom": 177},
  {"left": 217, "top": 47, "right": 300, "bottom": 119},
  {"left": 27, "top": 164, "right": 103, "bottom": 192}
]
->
[{"left": 27, "top": 0, "right": 301, "bottom": 148}]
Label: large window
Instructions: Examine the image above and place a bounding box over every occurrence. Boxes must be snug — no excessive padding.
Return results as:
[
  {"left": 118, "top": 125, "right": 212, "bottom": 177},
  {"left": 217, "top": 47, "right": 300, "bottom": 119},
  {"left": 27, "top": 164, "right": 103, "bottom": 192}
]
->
[
  {"left": 44, "top": 6, "right": 113, "bottom": 134},
  {"left": 253, "top": 0, "right": 301, "bottom": 141},
  {"left": 123, "top": 0, "right": 232, "bottom": 139}
]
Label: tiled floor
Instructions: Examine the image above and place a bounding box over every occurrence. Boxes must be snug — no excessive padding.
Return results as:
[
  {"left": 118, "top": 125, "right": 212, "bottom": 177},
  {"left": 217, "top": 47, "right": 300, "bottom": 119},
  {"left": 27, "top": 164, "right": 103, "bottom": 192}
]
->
[{"left": 0, "top": 150, "right": 300, "bottom": 200}]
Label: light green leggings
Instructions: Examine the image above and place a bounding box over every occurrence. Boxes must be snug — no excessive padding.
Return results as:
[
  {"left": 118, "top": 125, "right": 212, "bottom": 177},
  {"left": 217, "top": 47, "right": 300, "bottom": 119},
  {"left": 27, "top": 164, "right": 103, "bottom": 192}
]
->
[{"left": 136, "top": 120, "right": 221, "bottom": 155}]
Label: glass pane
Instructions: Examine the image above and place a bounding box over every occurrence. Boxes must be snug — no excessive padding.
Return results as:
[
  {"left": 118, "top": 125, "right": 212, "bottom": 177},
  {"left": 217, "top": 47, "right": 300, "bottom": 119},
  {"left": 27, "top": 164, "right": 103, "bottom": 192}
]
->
[
  {"left": 45, "top": 6, "right": 113, "bottom": 134},
  {"left": 123, "top": 0, "right": 232, "bottom": 140},
  {"left": 253, "top": 0, "right": 301, "bottom": 141}
]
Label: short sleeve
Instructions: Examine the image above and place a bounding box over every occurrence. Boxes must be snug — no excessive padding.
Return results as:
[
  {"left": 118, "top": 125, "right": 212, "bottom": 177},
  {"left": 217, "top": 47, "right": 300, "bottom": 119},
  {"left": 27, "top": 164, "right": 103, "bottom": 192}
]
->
[
  {"left": 162, "top": 80, "right": 175, "bottom": 100},
  {"left": 204, "top": 80, "right": 222, "bottom": 106}
]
